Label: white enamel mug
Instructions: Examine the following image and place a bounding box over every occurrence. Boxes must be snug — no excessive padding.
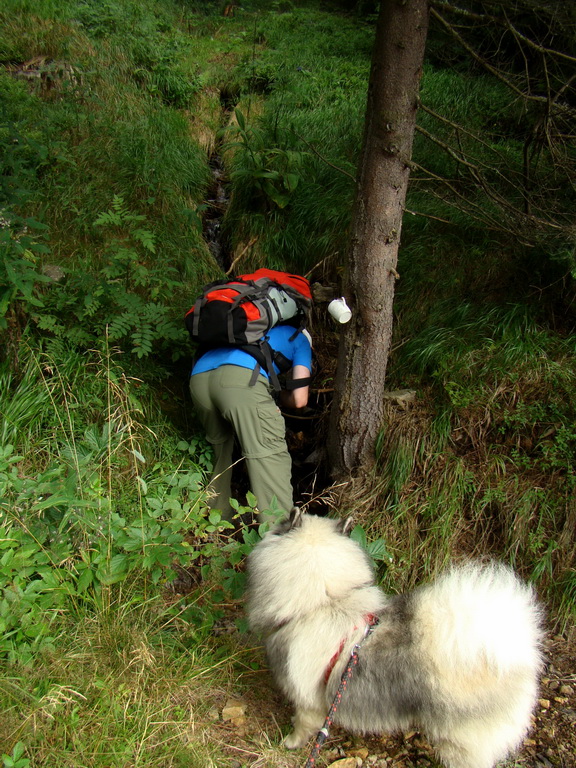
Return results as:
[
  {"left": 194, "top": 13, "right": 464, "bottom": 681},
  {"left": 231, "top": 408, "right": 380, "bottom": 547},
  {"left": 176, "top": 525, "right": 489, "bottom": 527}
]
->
[{"left": 328, "top": 297, "right": 352, "bottom": 324}]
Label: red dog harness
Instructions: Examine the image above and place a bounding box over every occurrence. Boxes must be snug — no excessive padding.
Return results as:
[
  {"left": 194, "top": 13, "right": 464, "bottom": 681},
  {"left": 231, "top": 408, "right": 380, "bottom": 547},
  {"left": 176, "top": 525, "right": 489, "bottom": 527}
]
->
[{"left": 322, "top": 613, "right": 378, "bottom": 685}]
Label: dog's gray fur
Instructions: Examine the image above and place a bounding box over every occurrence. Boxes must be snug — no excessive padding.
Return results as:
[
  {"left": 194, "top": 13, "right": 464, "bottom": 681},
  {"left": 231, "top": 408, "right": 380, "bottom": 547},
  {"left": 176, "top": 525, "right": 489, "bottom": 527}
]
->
[{"left": 246, "top": 510, "right": 543, "bottom": 768}]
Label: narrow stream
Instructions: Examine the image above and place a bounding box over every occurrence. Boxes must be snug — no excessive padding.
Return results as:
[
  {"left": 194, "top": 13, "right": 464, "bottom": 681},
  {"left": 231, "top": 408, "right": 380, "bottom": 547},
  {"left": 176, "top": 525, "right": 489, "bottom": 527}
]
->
[
  {"left": 203, "top": 153, "right": 230, "bottom": 271},
  {"left": 201, "top": 86, "right": 240, "bottom": 272}
]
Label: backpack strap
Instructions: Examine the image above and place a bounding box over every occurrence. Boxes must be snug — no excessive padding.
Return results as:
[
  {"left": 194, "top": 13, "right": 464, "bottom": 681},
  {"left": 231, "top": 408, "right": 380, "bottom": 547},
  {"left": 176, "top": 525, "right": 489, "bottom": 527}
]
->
[
  {"left": 191, "top": 295, "right": 205, "bottom": 337},
  {"left": 226, "top": 282, "right": 264, "bottom": 344},
  {"left": 284, "top": 375, "right": 311, "bottom": 391},
  {"left": 241, "top": 338, "right": 297, "bottom": 392},
  {"left": 248, "top": 362, "right": 263, "bottom": 387},
  {"left": 255, "top": 339, "right": 282, "bottom": 392}
]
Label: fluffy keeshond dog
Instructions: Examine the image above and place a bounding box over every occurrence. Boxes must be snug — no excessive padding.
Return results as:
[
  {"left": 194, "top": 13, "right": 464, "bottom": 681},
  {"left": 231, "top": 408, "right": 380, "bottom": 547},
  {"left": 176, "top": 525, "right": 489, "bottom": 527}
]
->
[{"left": 246, "top": 509, "right": 543, "bottom": 768}]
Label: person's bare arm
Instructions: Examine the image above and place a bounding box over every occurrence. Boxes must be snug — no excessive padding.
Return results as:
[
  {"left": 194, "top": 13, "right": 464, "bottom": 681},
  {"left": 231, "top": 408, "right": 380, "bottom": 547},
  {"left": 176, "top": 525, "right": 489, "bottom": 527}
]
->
[{"left": 279, "top": 364, "right": 310, "bottom": 409}]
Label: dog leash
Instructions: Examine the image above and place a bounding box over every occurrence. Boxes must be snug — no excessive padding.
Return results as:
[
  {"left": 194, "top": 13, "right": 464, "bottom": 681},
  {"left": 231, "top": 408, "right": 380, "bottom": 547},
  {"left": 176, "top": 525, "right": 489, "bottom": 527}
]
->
[{"left": 304, "top": 615, "right": 379, "bottom": 768}]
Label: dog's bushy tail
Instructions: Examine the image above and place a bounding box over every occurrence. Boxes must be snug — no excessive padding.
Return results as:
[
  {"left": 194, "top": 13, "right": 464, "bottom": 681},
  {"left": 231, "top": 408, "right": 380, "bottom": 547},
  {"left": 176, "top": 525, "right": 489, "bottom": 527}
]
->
[{"left": 414, "top": 562, "right": 542, "bottom": 675}]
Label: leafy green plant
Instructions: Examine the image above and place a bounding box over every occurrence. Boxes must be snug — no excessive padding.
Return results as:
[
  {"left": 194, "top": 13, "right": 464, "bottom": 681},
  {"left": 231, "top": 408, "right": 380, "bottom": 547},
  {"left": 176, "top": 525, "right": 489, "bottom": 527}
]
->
[
  {"left": 1, "top": 742, "right": 30, "bottom": 768},
  {"left": 177, "top": 437, "right": 213, "bottom": 472},
  {"left": 40, "top": 196, "right": 187, "bottom": 358},
  {"left": 0, "top": 119, "right": 53, "bottom": 333},
  {"left": 350, "top": 524, "right": 393, "bottom": 569},
  {"left": 0, "top": 219, "right": 50, "bottom": 331},
  {"left": 225, "top": 109, "right": 307, "bottom": 210},
  {"left": 1, "top": 414, "right": 238, "bottom": 657},
  {"left": 0, "top": 520, "right": 72, "bottom": 666}
]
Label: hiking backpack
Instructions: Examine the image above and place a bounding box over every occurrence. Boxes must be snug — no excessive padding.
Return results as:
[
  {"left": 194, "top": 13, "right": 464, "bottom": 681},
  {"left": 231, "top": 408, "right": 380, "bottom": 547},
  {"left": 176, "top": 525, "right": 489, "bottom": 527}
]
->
[{"left": 185, "top": 268, "right": 313, "bottom": 391}]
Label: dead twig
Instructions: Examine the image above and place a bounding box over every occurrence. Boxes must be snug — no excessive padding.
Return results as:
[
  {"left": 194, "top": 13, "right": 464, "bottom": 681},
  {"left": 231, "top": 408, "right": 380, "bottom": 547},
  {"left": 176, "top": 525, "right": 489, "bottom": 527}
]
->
[{"left": 225, "top": 236, "right": 259, "bottom": 276}]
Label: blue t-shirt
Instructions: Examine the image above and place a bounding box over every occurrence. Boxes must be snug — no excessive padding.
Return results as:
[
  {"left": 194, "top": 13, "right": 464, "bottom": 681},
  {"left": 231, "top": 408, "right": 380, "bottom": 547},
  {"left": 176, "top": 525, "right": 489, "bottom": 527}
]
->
[{"left": 191, "top": 325, "right": 312, "bottom": 378}]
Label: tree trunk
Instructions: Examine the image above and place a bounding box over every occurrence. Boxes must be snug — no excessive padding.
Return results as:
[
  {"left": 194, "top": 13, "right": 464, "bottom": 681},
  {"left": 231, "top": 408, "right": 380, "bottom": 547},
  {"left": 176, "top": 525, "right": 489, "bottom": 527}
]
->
[{"left": 327, "top": 0, "right": 429, "bottom": 476}]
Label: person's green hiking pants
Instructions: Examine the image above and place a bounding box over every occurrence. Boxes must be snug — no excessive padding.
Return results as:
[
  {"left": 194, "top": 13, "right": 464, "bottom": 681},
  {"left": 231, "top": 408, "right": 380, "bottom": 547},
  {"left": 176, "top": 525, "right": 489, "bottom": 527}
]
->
[{"left": 189, "top": 365, "right": 293, "bottom": 523}]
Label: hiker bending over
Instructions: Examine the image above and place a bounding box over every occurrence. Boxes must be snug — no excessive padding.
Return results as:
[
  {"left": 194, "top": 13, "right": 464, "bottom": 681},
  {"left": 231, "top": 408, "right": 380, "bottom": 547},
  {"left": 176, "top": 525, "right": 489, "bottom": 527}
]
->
[{"left": 189, "top": 324, "right": 312, "bottom": 523}]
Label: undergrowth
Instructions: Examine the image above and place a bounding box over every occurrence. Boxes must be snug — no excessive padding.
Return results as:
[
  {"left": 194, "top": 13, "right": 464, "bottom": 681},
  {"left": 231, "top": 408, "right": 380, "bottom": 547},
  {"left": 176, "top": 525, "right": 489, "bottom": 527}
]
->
[
  {"left": 0, "top": 338, "right": 272, "bottom": 765},
  {"left": 364, "top": 303, "right": 576, "bottom": 628}
]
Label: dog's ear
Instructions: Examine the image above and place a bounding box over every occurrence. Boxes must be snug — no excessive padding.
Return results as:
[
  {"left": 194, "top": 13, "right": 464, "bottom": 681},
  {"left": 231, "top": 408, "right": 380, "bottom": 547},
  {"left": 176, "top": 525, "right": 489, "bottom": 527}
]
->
[
  {"left": 288, "top": 506, "right": 305, "bottom": 530},
  {"left": 338, "top": 516, "right": 355, "bottom": 536}
]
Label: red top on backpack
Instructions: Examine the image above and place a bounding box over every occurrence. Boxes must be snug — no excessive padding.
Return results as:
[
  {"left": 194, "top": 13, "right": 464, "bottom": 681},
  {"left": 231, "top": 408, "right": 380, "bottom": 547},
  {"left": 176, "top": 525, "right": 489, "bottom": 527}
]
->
[{"left": 185, "top": 268, "right": 312, "bottom": 348}]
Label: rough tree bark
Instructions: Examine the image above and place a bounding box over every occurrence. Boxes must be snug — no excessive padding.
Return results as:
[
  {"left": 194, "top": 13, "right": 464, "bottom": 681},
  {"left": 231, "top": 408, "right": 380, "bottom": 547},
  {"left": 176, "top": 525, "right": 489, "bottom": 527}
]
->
[{"left": 327, "top": 0, "right": 430, "bottom": 476}]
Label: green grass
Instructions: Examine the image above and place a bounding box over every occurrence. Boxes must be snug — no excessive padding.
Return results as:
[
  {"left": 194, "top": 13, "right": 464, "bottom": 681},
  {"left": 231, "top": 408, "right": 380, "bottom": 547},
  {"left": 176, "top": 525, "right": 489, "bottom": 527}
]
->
[
  {"left": 0, "top": 335, "right": 301, "bottom": 767},
  {"left": 0, "top": 0, "right": 253, "bottom": 326},
  {"left": 218, "top": 7, "right": 372, "bottom": 272},
  {"left": 0, "top": 594, "right": 244, "bottom": 767}
]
